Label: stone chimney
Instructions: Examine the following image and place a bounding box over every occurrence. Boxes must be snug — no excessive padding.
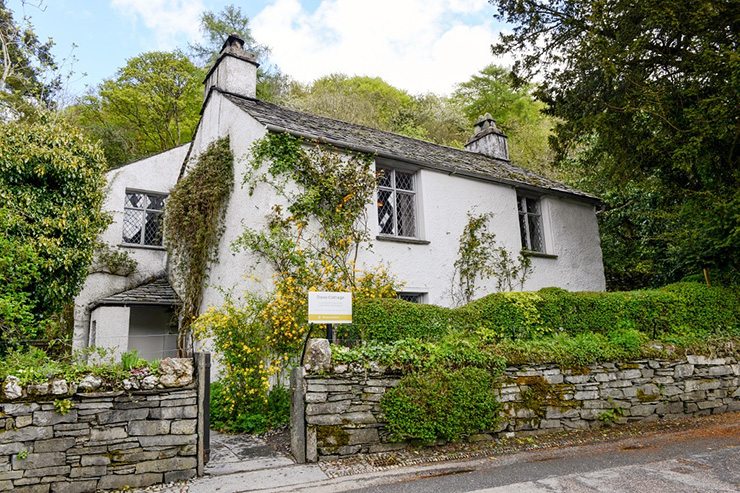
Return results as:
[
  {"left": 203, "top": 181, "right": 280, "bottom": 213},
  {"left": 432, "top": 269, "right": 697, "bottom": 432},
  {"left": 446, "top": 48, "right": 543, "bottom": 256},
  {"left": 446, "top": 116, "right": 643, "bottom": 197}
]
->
[
  {"left": 203, "top": 33, "right": 259, "bottom": 99},
  {"left": 464, "top": 113, "right": 509, "bottom": 161}
]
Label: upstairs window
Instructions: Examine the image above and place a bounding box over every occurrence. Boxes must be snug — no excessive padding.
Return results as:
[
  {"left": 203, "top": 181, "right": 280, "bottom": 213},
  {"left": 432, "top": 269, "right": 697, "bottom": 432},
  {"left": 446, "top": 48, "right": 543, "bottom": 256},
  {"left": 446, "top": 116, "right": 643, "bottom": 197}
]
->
[
  {"left": 518, "top": 194, "right": 544, "bottom": 252},
  {"left": 377, "top": 166, "right": 417, "bottom": 238},
  {"left": 123, "top": 191, "right": 167, "bottom": 246}
]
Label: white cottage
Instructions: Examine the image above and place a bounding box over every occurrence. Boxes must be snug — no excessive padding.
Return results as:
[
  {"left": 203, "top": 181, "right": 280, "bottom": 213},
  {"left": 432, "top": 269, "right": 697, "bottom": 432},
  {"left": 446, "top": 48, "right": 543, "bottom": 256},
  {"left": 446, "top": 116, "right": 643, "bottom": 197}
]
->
[{"left": 73, "top": 35, "right": 605, "bottom": 358}]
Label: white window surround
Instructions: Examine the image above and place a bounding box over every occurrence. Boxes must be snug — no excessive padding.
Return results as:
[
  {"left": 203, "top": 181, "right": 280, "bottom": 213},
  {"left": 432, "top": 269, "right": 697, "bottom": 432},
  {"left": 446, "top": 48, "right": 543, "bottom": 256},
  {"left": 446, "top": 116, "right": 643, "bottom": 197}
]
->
[
  {"left": 122, "top": 189, "right": 167, "bottom": 247},
  {"left": 376, "top": 165, "right": 421, "bottom": 240}
]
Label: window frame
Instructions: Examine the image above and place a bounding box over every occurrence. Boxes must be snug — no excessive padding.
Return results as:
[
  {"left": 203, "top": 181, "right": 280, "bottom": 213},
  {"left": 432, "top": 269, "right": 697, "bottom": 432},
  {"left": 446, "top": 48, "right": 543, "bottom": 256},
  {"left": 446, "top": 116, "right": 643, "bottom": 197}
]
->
[
  {"left": 122, "top": 189, "right": 168, "bottom": 247},
  {"left": 376, "top": 165, "right": 419, "bottom": 239},
  {"left": 517, "top": 193, "right": 546, "bottom": 253},
  {"left": 397, "top": 292, "right": 427, "bottom": 304}
]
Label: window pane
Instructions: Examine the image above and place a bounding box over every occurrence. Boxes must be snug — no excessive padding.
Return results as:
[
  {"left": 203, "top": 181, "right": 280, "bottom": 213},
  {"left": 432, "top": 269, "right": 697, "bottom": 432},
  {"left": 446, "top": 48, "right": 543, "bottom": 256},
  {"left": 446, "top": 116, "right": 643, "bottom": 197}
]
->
[
  {"left": 395, "top": 171, "right": 414, "bottom": 191},
  {"left": 396, "top": 192, "right": 416, "bottom": 237},
  {"left": 526, "top": 197, "right": 540, "bottom": 214},
  {"left": 377, "top": 167, "right": 392, "bottom": 188},
  {"left": 528, "top": 214, "right": 544, "bottom": 251},
  {"left": 123, "top": 209, "right": 144, "bottom": 244},
  {"left": 517, "top": 197, "right": 524, "bottom": 213},
  {"left": 398, "top": 293, "right": 424, "bottom": 303},
  {"left": 518, "top": 213, "right": 529, "bottom": 249},
  {"left": 147, "top": 194, "right": 166, "bottom": 210},
  {"left": 144, "top": 211, "right": 164, "bottom": 246},
  {"left": 125, "top": 193, "right": 145, "bottom": 209},
  {"left": 377, "top": 189, "right": 394, "bottom": 234}
]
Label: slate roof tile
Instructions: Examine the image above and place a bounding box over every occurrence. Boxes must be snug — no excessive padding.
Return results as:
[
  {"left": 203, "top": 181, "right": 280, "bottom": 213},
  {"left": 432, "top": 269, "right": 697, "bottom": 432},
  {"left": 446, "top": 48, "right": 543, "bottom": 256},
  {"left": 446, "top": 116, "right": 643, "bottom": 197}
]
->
[
  {"left": 221, "top": 91, "right": 598, "bottom": 203},
  {"left": 95, "top": 277, "right": 180, "bottom": 307}
]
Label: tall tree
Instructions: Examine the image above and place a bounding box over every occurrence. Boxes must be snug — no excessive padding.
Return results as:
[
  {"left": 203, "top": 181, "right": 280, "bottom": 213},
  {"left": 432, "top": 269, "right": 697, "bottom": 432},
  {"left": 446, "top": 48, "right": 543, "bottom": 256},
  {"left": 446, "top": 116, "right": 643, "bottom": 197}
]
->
[
  {"left": 68, "top": 51, "right": 203, "bottom": 167},
  {"left": 189, "top": 3, "right": 287, "bottom": 102},
  {"left": 0, "top": 0, "right": 59, "bottom": 119},
  {"left": 453, "top": 65, "right": 556, "bottom": 175},
  {"left": 489, "top": 0, "right": 739, "bottom": 287},
  {"left": 286, "top": 74, "right": 468, "bottom": 146}
]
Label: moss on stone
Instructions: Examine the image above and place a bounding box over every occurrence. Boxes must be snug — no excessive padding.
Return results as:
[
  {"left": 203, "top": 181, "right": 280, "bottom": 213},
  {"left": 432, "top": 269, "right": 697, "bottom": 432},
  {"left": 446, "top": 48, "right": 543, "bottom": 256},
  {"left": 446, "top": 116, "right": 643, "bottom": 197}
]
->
[
  {"left": 636, "top": 389, "right": 659, "bottom": 402},
  {"left": 514, "top": 375, "right": 580, "bottom": 419},
  {"left": 317, "top": 425, "right": 350, "bottom": 450}
]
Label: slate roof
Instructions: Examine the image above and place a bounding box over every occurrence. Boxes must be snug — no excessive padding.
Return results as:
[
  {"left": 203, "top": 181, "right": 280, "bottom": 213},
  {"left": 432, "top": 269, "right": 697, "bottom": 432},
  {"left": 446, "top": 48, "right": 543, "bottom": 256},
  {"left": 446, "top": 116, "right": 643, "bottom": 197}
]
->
[
  {"left": 95, "top": 277, "right": 180, "bottom": 308},
  {"left": 221, "top": 90, "right": 599, "bottom": 203}
]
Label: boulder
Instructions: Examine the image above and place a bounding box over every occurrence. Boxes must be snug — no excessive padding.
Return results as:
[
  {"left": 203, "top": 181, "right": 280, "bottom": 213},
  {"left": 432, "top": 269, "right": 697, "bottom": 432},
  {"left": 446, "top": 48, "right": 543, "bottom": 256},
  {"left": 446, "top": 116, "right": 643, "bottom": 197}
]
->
[
  {"left": 78, "top": 374, "right": 102, "bottom": 392},
  {"left": 304, "top": 339, "right": 331, "bottom": 372},
  {"left": 50, "top": 379, "right": 69, "bottom": 395},
  {"left": 141, "top": 375, "right": 158, "bottom": 390},
  {"left": 3, "top": 376, "right": 22, "bottom": 400},
  {"left": 159, "top": 358, "right": 194, "bottom": 387}
]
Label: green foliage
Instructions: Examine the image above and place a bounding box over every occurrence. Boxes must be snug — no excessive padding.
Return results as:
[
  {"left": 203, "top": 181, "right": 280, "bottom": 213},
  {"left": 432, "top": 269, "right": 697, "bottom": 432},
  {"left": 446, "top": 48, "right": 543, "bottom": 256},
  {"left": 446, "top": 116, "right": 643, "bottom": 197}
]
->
[
  {"left": 490, "top": 0, "right": 739, "bottom": 287},
  {"left": 92, "top": 243, "right": 137, "bottom": 276},
  {"left": 598, "top": 404, "right": 625, "bottom": 426},
  {"left": 68, "top": 51, "right": 203, "bottom": 167},
  {"left": 381, "top": 368, "right": 500, "bottom": 443},
  {"left": 453, "top": 65, "right": 556, "bottom": 175},
  {"left": 0, "top": 346, "right": 159, "bottom": 388},
  {"left": 332, "top": 333, "right": 506, "bottom": 373},
  {"left": 165, "top": 137, "right": 234, "bottom": 351},
  {"left": 346, "top": 283, "right": 739, "bottom": 344},
  {"left": 120, "top": 350, "right": 147, "bottom": 371},
  {"left": 16, "top": 450, "right": 28, "bottom": 460},
  {"left": 0, "top": 3, "right": 60, "bottom": 119},
  {"left": 53, "top": 398, "right": 73, "bottom": 415},
  {"left": 452, "top": 211, "right": 532, "bottom": 305},
  {"left": 285, "top": 75, "right": 468, "bottom": 147},
  {"left": 209, "top": 381, "right": 290, "bottom": 434},
  {"left": 0, "top": 118, "right": 108, "bottom": 351}
]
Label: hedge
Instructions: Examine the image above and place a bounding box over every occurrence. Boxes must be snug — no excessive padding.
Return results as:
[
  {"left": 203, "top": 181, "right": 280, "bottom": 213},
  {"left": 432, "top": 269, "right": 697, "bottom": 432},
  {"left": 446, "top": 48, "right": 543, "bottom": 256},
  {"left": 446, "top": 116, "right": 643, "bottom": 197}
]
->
[{"left": 343, "top": 282, "right": 739, "bottom": 342}]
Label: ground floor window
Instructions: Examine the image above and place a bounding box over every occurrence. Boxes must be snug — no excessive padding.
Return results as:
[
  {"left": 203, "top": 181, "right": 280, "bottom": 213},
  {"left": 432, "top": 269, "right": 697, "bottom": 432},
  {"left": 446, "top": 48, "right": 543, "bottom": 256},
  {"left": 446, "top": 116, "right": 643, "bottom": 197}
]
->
[{"left": 398, "top": 292, "right": 426, "bottom": 303}]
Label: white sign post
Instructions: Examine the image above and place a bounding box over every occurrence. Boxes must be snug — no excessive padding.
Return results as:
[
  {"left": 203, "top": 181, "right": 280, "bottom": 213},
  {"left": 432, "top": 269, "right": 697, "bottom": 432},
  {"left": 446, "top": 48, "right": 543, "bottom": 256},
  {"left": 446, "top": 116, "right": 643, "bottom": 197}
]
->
[{"left": 308, "top": 291, "right": 352, "bottom": 342}]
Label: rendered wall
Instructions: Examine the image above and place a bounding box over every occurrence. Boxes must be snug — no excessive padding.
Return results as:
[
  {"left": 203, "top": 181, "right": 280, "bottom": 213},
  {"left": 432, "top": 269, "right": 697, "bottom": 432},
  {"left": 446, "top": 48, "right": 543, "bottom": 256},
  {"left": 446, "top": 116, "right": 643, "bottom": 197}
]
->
[
  {"left": 73, "top": 145, "right": 188, "bottom": 351},
  {"left": 297, "top": 355, "right": 740, "bottom": 461}
]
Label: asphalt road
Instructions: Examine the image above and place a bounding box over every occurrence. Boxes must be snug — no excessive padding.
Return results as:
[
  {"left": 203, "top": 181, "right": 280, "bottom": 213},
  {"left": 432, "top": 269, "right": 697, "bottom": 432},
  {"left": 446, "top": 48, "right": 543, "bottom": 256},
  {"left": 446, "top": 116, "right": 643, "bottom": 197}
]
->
[{"left": 344, "top": 418, "right": 740, "bottom": 493}]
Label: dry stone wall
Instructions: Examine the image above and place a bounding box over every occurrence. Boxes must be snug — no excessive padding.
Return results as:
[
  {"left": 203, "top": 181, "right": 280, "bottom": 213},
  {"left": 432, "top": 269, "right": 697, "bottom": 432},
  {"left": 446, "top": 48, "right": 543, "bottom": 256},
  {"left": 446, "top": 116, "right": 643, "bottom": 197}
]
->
[
  {"left": 0, "top": 358, "right": 204, "bottom": 493},
  {"left": 300, "top": 355, "right": 739, "bottom": 461}
]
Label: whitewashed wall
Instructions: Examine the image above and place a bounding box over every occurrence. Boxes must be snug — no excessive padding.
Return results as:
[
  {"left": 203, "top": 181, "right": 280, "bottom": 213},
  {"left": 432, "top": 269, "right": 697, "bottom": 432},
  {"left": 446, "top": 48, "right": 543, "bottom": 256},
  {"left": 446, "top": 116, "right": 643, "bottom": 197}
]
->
[
  {"left": 189, "top": 94, "right": 605, "bottom": 318},
  {"left": 72, "top": 145, "right": 187, "bottom": 350}
]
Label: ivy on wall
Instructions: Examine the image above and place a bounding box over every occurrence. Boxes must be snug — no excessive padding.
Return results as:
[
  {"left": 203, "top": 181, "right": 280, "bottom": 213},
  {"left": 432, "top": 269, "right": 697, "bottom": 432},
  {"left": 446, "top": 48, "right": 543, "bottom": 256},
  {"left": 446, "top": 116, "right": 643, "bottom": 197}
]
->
[
  {"left": 164, "top": 137, "right": 234, "bottom": 354},
  {"left": 194, "top": 132, "right": 398, "bottom": 428}
]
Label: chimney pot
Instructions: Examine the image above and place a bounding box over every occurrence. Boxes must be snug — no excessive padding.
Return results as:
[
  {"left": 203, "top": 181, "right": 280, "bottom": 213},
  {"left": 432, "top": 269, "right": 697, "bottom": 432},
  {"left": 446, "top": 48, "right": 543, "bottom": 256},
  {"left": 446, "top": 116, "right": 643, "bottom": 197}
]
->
[{"left": 204, "top": 33, "right": 259, "bottom": 100}]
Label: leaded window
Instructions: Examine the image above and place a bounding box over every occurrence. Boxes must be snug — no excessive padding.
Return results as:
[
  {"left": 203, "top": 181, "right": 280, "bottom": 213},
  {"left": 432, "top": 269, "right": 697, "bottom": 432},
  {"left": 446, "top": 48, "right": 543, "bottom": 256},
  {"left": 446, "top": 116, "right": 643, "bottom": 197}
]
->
[
  {"left": 517, "top": 194, "right": 544, "bottom": 252},
  {"left": 123, "top": 191, "right": 167, "bottom": 246},
  {"left": 377, "top": 167, "right": 417, "bottom": 238},
  {"left": 398, "top": 292, "right": 425, "bottom": 303}
]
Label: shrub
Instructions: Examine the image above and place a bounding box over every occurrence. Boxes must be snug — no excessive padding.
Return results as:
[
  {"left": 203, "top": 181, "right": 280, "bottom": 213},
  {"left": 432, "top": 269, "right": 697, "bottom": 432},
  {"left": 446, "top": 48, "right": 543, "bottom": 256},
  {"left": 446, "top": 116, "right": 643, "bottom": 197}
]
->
[
  {"left": 381, "top": 367, "right": 500, "bottom": 443},
  {"left": 347, "top": 283, "right": 739, "bottom": 343}
]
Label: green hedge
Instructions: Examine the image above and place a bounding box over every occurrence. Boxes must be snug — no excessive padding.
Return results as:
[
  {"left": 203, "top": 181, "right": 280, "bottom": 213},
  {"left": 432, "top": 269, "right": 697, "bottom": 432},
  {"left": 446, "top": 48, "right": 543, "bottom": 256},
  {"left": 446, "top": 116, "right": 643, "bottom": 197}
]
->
[{"left": 344, "top": 282, "right": 739, "bottom": 342}]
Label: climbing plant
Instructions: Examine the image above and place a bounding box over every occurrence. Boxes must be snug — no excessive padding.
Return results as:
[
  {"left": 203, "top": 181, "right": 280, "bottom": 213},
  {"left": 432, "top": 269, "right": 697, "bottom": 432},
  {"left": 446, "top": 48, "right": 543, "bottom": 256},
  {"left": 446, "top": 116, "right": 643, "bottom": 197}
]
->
[
  {"left": 164, "top": 137, "right": 234, "bottom": 354},
  {"left": 451, "top": 211, "right": 532, "bottom": 305},
  {"left": 194, "top": 132, "right": 397, "bottom": 426}
]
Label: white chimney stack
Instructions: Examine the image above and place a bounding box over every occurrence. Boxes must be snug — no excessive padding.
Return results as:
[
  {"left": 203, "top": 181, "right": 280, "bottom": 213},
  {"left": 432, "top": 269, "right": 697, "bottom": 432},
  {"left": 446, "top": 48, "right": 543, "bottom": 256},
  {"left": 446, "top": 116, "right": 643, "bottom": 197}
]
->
[
  {"left": 464, "top": 113, "right": 509, "bottom": 161},
  {"left": 203, "top": 33, "right": 259, "bottom": 99}
]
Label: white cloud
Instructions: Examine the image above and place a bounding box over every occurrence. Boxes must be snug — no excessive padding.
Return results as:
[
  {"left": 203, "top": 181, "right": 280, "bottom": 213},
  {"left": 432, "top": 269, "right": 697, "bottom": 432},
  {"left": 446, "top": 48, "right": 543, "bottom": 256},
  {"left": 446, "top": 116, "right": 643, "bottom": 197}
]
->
[
  {"left": 111, "top": 0, "right": 204, "bottom": 49},
  {"left": 252, "top": 0, "right": 509, "bottom": 95}
]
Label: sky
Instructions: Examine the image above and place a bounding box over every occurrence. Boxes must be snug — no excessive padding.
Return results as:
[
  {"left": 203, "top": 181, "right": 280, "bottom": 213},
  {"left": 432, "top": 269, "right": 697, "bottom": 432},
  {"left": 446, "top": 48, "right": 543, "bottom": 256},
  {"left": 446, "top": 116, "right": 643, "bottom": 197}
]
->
[{"left": 8, "top": 0, "right": 511, "bottom": 97}]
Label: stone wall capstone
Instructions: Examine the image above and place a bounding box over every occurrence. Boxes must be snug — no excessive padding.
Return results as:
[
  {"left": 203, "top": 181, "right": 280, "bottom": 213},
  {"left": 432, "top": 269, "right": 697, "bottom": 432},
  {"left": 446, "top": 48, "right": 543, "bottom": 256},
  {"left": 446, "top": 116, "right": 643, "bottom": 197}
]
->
[{"left": 299, "top": 355, "right": 740, "bottom": 461}]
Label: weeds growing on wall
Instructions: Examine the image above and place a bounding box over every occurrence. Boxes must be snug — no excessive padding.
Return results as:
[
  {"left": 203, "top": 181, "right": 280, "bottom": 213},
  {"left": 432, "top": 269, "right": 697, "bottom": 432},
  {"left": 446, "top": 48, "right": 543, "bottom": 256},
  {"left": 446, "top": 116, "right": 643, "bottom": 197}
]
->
[
  {"left": 451, "top": 211, "right": 532, "bottom": 306},
  {"left": 193, "top": 133, "right": 398, "bottom": 430},
  {"left": 165, "top": 138, "right": 234, "bottom": 354}
]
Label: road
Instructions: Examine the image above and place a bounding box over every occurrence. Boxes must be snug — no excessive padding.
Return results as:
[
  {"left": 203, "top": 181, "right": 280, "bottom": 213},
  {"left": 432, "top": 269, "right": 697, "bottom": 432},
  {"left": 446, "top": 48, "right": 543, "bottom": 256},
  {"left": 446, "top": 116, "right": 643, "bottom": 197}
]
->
[{"left": 272, "top": 413, "right": 739, "bottom": 493}]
